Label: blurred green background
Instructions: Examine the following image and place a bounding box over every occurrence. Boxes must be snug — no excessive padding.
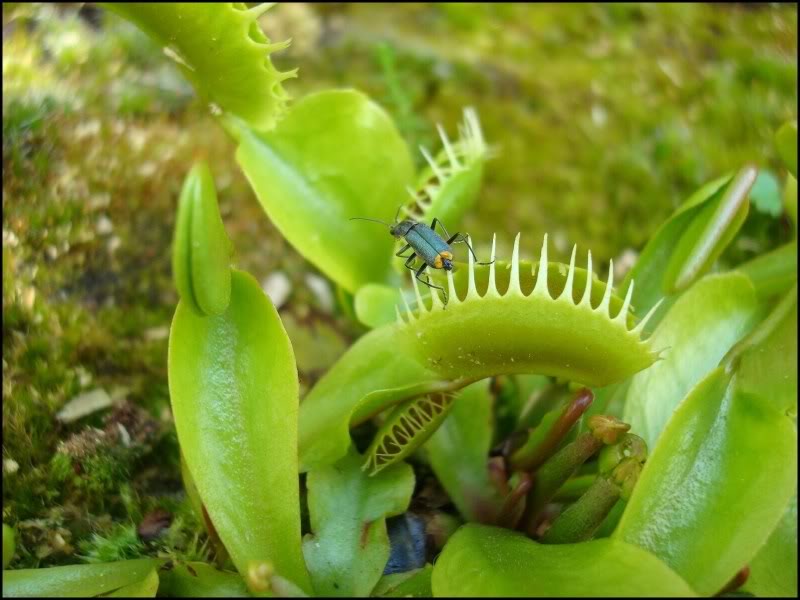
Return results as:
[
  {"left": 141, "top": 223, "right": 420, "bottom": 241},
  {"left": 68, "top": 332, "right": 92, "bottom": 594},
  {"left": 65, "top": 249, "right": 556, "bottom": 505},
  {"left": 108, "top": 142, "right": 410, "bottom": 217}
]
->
[{"left": 2, "top": 2, "right": 796, "bottom": 567}]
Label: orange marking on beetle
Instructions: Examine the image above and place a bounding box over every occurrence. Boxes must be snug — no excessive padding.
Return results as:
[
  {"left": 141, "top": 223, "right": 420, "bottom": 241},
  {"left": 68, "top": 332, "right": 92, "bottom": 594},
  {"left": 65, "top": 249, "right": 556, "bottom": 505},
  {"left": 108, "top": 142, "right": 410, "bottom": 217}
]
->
[{"left": 434, "top": 251, "right": 453, "bottom": 269}]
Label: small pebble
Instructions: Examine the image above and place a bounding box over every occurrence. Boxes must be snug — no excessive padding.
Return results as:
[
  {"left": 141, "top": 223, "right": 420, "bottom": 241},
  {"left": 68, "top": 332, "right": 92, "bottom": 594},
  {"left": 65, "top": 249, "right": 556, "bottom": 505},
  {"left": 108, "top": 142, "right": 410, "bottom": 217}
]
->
[
  {"left": 262, "top": 272, "right": 291, "bottom": 309},
  {"left": 305, "top": 273, "right": 334, "bottom": 313},
  {"left": 56, "top": 388, "right": 112, "bottom": 423}
]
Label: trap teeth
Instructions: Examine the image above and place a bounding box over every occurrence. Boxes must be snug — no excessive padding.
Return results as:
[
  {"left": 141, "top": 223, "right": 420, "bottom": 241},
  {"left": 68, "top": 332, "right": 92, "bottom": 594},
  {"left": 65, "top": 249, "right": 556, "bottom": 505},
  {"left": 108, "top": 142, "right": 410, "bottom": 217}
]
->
[
  {"left": 396, "top": 234, "right": 650, "bottom": 340},
  {"left": 532, "top": 233, "right": 550, "bottom": 297},
  {"left": 558, "top": 244, "right": 578, "bottom": 302}
]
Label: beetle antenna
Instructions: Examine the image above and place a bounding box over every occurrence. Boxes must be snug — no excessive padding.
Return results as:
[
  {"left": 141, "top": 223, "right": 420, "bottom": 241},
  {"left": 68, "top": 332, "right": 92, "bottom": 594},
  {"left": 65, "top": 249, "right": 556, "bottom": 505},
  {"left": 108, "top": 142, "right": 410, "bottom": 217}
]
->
[
  {"left": 394, "top": 205, "right": 403, "bottom": 222},
  {"left": 350, "top": 217, "right": 391, "bottom": 227}
]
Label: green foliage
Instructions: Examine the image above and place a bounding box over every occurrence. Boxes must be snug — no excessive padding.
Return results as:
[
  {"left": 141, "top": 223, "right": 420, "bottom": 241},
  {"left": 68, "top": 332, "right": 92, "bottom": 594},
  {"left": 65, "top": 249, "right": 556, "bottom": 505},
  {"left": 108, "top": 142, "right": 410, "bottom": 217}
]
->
[
  {"left": 303, "top": 447, "right": 415, "bottom": 596},
  {"left": 432, "top": 524, "right": 696, "bottom": 596},
  {"left": 172, "top": 161, "right": 232, "bottom": 316},
  {"left": 100, "top": 3, "right": 294, "bottom": 131},
  {"left": 744, "top": 494, "right": 798, "bottom": 598},
  {"left": 750, "top": 171, "right": 783, "bottom": 218},
  {"left": 298, "top": 236, "right": 659, "bottom": 472},
  {"left": 372, "top": 565, "right": 433, "bottom": 597},
  {"left": 623, "top": 272, "right": 761, "bottom": 447},
  {"left": 4, "top": 524, "right": 16, "bottom": 568},
  {"left": 616, "top": 367, "right": 797, "bottom": 595},
  {"left": 423, "top": 380, "right": 502, "bottom": 523},
  {"left": 169, "top": 269, "right": 311, "bottom": 592},
  {"left": 232, "top": 89, "right": 415, "bottom": 293},
  {"left": 2, "top": 558, "right": 162, "bottom": 597},
  {"left": 156, "top": 562, "right": 250, "bottom": 598},
  {"left": 4, "top": 3, "right": 798, "bottom": 599},
  {"left": 78, "top": 523, "right": 144, "bottom": 564}
]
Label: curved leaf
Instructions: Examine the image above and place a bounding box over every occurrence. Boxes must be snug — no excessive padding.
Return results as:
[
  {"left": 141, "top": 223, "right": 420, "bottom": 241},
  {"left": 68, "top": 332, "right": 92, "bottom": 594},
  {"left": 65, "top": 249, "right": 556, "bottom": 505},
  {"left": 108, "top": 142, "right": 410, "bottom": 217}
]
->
[
  {"left": 623, "top": 272, "right": 761, "bottom": 448},
  {"left": 157, "top": 562, "right": 249, "bottom": 598},
  {"left": 168, "top": 269, "right": 311, "bottom": 592},
  {"left": 299, "top": 235, "right": 660, "bottom": 472},
  {"left": 744, "top": 494, "right": 797, "bottom": 598},
  {"left": 106, "top": 568, "right": 159, "bottom": 597},
  {"left": 172, "top": 161, "right": 232, "bottom": 316},
  {"left": 736, "top": 241, "right": 797, "bottom": 301},
  {"left": 233, "top": 89, "right": 415, "bottom": 293},
  {"left": 662, "top": 166, "right": 755, "bottom": 293},
  {"left": 621, "top": 168, "right": 756, "bottom": 332},
  {"left": 372, "top": 565, "right": 432, "bottom": 598},
  {"left": 2, "top": 559, "right": 161, "bottom": 598},
  {"left": 731, "top": 286, "right": 797, "bottom": 413},
  {"left": 431, "top": 524, "right": 695, "bottom": 597},
  {"left": 101, "top": 3, "right": 294, "bottom": 131},
  {"left": 302, "top": 447, "right": 414, "bottom": 597},
  {"left": 616, "top": 367, "right": 798, "bottom": 596}
]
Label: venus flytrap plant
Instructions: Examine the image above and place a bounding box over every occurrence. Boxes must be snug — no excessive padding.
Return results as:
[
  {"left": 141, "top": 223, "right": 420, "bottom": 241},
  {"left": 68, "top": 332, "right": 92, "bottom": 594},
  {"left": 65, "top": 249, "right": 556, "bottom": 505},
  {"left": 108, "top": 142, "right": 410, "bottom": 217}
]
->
[
  {"left": 168, "top": 171, "right": 313, "bottom": 593},
  {"left": 100, "top": 3, "right": 295, "bottom": 132},
  {"left": 362, "top": 392, "right": 457, "bottom": 476},
  {"left": 298, "top": 234, "right": 660, "bottom": 473},
  {"left": 355, "top": 108, "right": 490, "bottom": 328},
  {"left": 399, "top": 107, "right": 488, "bottom": 228},
  {"left": 10, "top": 4, "right": 797, "bottom": 598}
]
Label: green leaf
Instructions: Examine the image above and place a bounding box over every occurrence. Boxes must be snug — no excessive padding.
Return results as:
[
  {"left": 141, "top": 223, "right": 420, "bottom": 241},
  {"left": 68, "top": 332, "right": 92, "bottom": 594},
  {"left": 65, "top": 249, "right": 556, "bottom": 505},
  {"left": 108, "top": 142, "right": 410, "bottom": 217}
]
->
[
  {"left": 172, "top": 161, "right": 232, "bottom": 316},
  {"left": 750, "top": 170, "right": 783, "bottom": 217},
  {"left": 3, "top": 524, "right": 14, "bottom": 569},
  {"left": 106, "top": 568, "right": 159, "bottom": 597},
  {"left": 2, "top": 558, "right": 161, "bottom": 598},
  {"left": 168, "top": 269, "right": 311, "bottom": 593},
  {"left": 621, "top": 168, "right": 757, "bottom": 331},
  {"left": 156, "top": 562, "right": 250, "bottom": 598},
  {"left": 736, "top": 241, "right": 797, "bottom": 301},
  {"left": 775, "top": 120, "right": 798, "bottom": 178},
  {"left": 354, "top": 284, "right": 408, "bottom": 329},
  {"left": 616, "top": 367, "right": 797, "bottom": 596},
  {"left": 729, "top": 286, "right": 797, "bottom": 414},
  {"left": 744, "top": 494, "right": 797, "bottom": 598},
  {"left": 232, "top": 90, "right": 415, "bottom": 293},
  {"left": 623, "top": 273, "right": 761, "bottom": 448},
  {"left": 302, "top": 447, "right": 415, "bottom": 597},
  {"left": 371, "top": 565, "right": 432, "bottom": 597},
  {"left": 423, "top": 380, "right": 502, "bottom": 523},
  {"left": 662, "top": 165, "right": 755, "bottom": 293},
  {"left": 432, "top": 524, "right": 696, "bottom": 597},
  {"left": 100, "top": 3, "right": 294, "bottom": 131}
]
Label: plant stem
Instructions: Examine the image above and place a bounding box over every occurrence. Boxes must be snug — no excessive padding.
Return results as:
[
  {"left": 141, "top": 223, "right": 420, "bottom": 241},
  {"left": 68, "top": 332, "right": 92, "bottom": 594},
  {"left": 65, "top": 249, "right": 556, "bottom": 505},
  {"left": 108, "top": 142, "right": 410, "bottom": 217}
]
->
[
  {"left": 540, "top": 457, "right": 643, "bottom": 544},
  {"left": 509, "top": 388, "right": 594, "bottom": 472},
  {"left": 495, "top": 472, "right": 533, "bottom": 529},
  {"left": 552, "top": 474, "right": 596, "bottom": 502},
  {"left": 518, "top": 415, "right": 629, "bottom": 535},
  {"left": 540, "top": 476, "right": 621, "bottom": 544}
]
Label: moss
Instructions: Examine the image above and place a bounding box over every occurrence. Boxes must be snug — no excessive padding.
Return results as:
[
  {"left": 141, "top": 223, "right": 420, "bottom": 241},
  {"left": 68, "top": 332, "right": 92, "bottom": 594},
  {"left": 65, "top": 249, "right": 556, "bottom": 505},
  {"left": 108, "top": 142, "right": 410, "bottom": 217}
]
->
[{"left": 77, "top": 522, "right": 144, "bottom": 564}]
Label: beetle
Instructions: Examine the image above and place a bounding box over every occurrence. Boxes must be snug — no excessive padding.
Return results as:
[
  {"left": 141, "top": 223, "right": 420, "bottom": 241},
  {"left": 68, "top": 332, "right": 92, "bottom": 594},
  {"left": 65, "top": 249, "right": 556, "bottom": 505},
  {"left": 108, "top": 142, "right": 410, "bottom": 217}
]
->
[{"left": 351, "top": 208, "right": 493, "bottom": 304}]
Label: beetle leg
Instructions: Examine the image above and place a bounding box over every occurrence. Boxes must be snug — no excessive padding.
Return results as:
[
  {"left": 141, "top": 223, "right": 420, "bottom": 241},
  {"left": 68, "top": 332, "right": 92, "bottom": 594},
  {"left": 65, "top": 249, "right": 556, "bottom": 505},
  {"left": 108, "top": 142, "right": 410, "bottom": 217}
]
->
[
  {"left": 396, "top": 243, "right": 413, "bottom": 258},
  {"left": 430, "top": 218, "right": 450, "bottom": 240},
  {"left": 448, "top": 233, "right": 494, "bottom": 265},
  {"left": 403, "top": 252, "right": 418, "bottom": 269},
  {"left": 415, "top": 263, "right": 448, "bottom": 305}
]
